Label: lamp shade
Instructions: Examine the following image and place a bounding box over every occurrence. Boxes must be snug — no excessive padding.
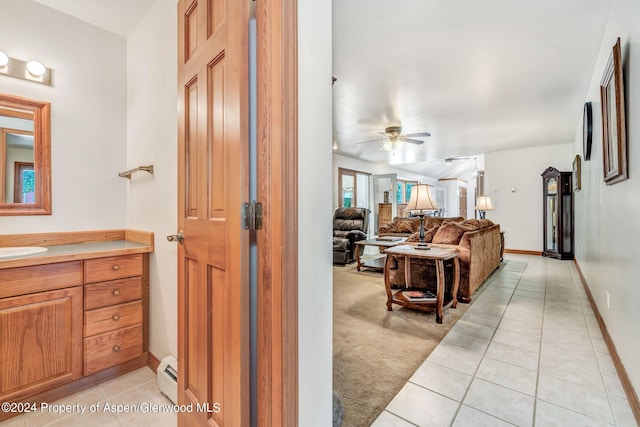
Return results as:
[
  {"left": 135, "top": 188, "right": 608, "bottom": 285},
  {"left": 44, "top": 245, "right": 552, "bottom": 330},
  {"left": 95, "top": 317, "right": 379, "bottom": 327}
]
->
[
  {"left": 406, "top": 184, "right": 438, "bottom": 211},
  {"left": 474, "top": 196, "right": 494, "bottom": 211}
]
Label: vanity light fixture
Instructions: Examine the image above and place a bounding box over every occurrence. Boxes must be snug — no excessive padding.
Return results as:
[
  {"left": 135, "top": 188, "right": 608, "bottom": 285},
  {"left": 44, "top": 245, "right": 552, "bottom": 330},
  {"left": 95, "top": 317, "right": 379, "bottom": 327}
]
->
[
  {"left": 0, "top": 51, "right": 52, "bottom": 86},
  {"left": 27, "top": 60, "right": 46, "bottom": 77}
]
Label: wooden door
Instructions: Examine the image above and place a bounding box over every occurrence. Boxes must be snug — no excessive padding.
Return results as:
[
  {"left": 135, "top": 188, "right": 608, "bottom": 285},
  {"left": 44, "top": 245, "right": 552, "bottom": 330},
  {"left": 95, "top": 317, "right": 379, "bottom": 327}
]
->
[
  {"left": 0, "top": 287, "right": 82, "bottom": 402},
  {"left": 177, "top": 1, "right": 249, "bottom": 426},
  {"left": 459, "top": 187, "right": 467, "bottom": 218}
]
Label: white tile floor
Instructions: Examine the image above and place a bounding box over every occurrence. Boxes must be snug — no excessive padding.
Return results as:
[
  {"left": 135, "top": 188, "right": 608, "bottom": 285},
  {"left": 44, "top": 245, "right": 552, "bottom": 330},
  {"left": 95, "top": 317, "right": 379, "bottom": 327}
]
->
[
  {"left": 372, "top": 254, "right": 637, "bottom": 427},
  {"left": 1, "top": 367, "right": 177, "bottom": 427}
]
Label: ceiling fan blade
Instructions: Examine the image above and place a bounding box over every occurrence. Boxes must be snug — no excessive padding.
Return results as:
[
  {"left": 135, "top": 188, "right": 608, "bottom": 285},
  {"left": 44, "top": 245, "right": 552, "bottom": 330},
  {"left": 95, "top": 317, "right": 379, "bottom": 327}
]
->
[
  {"left": 405, "top": 132, "right": 431, "bottom": 137},
  {"left": 356, "top": 138, "right": 387, "bottom": 144},
  {"left": 403, "top": 138, "right": 424, "bottom": 145}
]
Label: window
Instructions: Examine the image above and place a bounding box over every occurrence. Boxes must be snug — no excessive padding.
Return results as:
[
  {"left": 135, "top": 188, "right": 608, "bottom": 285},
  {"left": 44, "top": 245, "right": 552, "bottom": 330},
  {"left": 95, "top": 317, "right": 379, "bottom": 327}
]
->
[
  {"left": 14, "top": 162, "right": 35, "bottom": 203},
  {"left": 396, "top": 180, "right": 417, "bottom": 203},
  {"left": 338, "top": 167, "right": 370, "bottom": 208}
]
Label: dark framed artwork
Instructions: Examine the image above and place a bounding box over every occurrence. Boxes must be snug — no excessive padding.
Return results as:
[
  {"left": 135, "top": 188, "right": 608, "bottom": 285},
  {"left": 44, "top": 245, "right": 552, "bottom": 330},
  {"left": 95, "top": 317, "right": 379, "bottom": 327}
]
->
[
  {"left": 573, "top": 155, "right": 581, "bottom": 192},
  {"left": 600, "top": 37, "right": 628, "bottom": 185}
]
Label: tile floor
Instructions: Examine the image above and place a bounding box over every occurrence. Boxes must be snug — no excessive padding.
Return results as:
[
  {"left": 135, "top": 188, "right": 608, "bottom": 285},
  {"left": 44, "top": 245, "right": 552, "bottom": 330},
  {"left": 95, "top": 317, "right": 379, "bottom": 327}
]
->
[
  {"left": 372, "top": 254, "right": 637, "bottom": 427},
  {"left": 1, "top": 367, "right": 176, "bottom": 427}
]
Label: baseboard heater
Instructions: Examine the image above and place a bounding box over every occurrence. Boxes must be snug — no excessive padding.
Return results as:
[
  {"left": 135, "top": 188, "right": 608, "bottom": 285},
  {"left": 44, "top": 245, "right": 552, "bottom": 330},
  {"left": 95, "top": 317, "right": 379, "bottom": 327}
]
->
[{"left": 157, "top": 355, "right": 178, "bottom": 404}]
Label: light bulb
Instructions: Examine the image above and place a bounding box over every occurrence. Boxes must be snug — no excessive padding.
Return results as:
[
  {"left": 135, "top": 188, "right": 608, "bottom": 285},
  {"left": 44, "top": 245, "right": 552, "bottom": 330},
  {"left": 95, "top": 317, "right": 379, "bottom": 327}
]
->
[
  {"left": 0, "top": 51, "right": 8, "bottom": 67},
  {"left": 332, "top": 140, "right": 338, "bottom": 150},
  {"left": 383, "top": 141, "right": 392, "bottom": 151},
  {"left": 445, "top": 158, "right": 453, "bottom": 165},
  {"left": 27, "top": 60, "right": 46, "bottom": 77}
]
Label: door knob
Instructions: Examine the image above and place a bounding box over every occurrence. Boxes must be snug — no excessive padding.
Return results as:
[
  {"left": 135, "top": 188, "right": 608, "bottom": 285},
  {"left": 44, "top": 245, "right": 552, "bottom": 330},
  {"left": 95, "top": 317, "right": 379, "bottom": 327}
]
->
[{"left": 167, "top": 231, "right": 184, "bottom": 244}]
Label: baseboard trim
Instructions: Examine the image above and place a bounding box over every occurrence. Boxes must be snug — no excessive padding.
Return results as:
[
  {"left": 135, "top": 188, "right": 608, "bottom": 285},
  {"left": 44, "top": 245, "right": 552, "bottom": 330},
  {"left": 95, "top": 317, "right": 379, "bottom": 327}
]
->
[
  {"left": 504, "top": 249, "right": 542, "bottom": 256},
  {"left": 574, "top": 259, "right": 640, "bottom": 425},
  {"left": 148, "top": 351, "right": 161, "bottom": 373}
]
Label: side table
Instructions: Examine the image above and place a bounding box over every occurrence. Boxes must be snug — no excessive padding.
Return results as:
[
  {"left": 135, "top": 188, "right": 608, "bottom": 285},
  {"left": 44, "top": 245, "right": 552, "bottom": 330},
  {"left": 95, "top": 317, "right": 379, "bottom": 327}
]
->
[{"left": 383, "top": 244, "right": 460, "bottom": 324}]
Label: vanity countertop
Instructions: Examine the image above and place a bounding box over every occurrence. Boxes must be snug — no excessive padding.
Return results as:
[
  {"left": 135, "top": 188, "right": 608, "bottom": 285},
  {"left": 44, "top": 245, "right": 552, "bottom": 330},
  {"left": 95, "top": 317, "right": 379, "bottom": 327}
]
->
[{"left": 0, "top": 230, "right": 154, "bottom": 270}]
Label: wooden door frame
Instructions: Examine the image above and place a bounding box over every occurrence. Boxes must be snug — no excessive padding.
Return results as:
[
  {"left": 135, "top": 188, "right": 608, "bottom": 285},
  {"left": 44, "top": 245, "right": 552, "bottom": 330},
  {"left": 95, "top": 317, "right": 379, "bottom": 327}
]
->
[{"left": 255, "top": 0, "right": 298, "bottom": 425}]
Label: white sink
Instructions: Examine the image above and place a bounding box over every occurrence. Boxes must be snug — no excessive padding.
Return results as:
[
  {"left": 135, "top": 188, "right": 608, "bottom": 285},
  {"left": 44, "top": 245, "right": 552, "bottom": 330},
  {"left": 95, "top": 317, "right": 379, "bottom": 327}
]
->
[{"left": 0, "top": 246, "right": 48, "bottom": 260}]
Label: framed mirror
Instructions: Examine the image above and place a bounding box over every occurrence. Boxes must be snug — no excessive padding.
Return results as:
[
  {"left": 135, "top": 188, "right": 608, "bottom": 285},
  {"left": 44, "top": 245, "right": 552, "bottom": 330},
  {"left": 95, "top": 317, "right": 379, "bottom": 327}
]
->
[{"left": 0, "top": 93, "right": 51, "bottom": 215}]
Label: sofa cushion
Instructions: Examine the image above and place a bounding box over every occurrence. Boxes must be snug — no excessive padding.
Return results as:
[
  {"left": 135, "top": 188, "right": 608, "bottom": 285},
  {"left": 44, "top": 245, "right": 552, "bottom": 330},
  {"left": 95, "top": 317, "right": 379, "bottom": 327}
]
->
[
  {"left": 432, "top": 222, "right": 466, "bottom": 244},
  {"left": 406, "top": 225, "right": 440, "bottom": 243}
]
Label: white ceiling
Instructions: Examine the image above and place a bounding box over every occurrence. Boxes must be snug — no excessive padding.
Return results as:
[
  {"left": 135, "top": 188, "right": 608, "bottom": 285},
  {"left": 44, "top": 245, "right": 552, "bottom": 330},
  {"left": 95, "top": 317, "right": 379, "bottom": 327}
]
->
[
  {"left": 332, "top": 0, "right": 614, "bottom": 178},
  {"left": 33, "top": 0, "right": 157, "bottom": 37}
]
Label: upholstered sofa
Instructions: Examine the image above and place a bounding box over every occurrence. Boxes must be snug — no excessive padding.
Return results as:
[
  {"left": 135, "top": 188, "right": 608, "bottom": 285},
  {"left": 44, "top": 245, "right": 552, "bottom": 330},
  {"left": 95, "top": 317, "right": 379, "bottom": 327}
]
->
[
  {"left": 378, "top": 216, "right": 464, "bottom": 237},
  {"left": 386, "top": 218, "right": 501, "bottom": 302},
  {"left": 333, "top": 207, "right": 369, "bottom": 264}
]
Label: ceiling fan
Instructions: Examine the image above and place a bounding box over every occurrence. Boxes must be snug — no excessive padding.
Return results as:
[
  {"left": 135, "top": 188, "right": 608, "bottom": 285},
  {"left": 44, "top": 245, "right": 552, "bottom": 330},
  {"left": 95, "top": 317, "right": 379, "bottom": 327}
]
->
[{"left": 357, "top": 126, "right": 431, "bottom": 152}]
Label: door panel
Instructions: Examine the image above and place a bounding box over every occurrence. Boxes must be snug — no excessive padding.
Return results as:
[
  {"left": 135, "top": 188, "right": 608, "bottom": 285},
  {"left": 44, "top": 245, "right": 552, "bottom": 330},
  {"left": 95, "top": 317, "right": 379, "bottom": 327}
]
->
[
  {"left": 0, "top": 287, "right": 82, "bottom": 401},
  {"left": 177, "top": 0, "right": 249, "bottom": 425}
]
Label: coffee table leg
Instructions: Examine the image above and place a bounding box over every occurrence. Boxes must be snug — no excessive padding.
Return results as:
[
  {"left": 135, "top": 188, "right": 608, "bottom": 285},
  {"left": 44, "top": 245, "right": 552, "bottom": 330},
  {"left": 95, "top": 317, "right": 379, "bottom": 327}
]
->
[
  {"left": 355, "top": 244, "right": 362, "bottom": 271},
  {"left": 435, "top": 259, "right": 445, "bottom": 324}
]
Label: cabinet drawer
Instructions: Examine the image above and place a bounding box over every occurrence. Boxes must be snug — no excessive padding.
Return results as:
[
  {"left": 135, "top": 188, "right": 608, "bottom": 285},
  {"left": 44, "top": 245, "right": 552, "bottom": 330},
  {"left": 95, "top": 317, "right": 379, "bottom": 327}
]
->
[
  {"left": 84, "top": 254, "right": 143, "bottom": 283},
  {"left": 0, "top": 261, "right": 83, "bottom": 299},
  {"left": 84, "top": 301, "right": 142, "bottom": 337},
  {"left": 83, "top": 324, "right": 143, "bottom": 376},
  {"left": 84, "top": 277, "right": 142, "bottom": 310}
]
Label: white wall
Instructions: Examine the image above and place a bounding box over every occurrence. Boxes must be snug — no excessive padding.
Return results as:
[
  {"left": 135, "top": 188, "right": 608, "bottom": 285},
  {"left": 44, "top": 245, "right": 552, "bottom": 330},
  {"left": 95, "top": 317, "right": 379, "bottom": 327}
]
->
[
  {"left": 0, "top": 0, "right": 127, "bottom": 232},
  {"left": 299, "top": 1, "right": 333, "bottom": 425},
  {"left": 485, "top": 143, "right": 573, "bottom": 251},
  {"left": 573, "top": 0, "right": 640, "bottom": 395},
  {"left": 126, "top": 0, "right": 178, "bottom": 361}
]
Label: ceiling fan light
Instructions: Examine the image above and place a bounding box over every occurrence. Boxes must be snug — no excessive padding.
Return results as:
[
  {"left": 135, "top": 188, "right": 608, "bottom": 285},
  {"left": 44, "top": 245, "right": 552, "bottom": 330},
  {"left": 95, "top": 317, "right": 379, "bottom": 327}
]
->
[
  {"left": 0, "top": 51, "right": 8, "bottom": 67},
  {"left": 383, "top": 141, "right": 393, "bottom": 151},
  {"left": 396, "top": 140, "right": 404, "bottom": 149},
  {"left": 445, "top": 158, "right": 453, "bottom": 165}
]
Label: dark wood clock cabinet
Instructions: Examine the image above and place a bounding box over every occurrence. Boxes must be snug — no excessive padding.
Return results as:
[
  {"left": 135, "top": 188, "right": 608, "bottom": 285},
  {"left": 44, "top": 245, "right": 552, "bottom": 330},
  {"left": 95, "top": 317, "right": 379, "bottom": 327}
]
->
[{"left": 541, "top": 167, "right": 574, "bottom": 259}]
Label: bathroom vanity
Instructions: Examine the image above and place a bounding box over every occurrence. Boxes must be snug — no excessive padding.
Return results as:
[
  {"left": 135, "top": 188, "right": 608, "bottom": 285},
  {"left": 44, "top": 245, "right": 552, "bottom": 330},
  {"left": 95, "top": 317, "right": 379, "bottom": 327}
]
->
[{"left": 0, "top": 230, "right": 153, "bottom": 418}]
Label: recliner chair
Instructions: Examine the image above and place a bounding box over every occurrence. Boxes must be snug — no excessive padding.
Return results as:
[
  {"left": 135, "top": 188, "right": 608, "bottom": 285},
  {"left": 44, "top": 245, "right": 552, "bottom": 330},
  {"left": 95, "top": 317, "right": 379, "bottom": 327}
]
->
[{"left": 332, "top": 207, "right": 369, "bottom": 264}]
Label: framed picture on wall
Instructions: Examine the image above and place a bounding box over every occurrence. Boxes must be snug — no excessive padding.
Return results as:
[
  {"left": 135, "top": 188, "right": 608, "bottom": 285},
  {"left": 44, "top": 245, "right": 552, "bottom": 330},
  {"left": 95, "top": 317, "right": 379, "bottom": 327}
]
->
[
  {"left": 600, "top": 37, "right": 628, "bottom": 185},
  {"left": 573, "top": 155, "right": 581, "bottom": 192}
]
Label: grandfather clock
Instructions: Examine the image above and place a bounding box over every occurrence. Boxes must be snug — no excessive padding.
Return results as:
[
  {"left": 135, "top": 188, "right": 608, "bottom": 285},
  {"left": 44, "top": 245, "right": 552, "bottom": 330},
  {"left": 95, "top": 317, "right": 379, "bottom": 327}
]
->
[{"left": 541, "top": 167, "right": 574, "bottom": 259}]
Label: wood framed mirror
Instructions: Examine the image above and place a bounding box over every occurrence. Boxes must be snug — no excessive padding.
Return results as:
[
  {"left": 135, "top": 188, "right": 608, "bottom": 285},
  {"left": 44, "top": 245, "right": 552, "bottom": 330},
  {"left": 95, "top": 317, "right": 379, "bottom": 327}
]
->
[{"left": 0, "top": 93, "right": 51, "bottom": 215}]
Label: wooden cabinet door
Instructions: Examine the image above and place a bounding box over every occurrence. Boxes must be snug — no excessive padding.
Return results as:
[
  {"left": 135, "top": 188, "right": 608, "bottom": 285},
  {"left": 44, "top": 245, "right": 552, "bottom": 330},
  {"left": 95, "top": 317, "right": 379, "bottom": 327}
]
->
[
  {"left": 0, "top": 287, "right": 83, "bottom": 401},
  {"left": 177, "top": 0, "right": 250, "bottom": 426}
]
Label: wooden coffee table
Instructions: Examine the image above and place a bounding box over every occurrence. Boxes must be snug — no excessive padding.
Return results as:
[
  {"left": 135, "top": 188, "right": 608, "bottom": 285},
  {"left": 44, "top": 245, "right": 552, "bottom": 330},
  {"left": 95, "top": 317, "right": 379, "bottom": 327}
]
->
[
  {"left": 354, "top": 237, "right": 407, "bottom": 271},
  {"left": 383, "top": 244, "right": 460, "bottom": 324}
]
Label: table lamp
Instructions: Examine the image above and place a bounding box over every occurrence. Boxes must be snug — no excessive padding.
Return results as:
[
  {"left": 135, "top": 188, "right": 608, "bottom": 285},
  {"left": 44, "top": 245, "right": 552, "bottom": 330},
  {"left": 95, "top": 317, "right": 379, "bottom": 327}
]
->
[
  {"left": 406, "top": 184, "right": 438, "bottom": 250},
  {"left": 475, "top": 196, "right": 494, "bottom": 219}
]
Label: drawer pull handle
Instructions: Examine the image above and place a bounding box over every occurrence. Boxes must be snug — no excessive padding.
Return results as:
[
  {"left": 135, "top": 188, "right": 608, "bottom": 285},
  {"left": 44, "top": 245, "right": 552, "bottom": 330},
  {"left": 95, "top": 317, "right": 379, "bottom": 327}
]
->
[
  {"left": 112, "top": 289, "right": 121, "bottom": 296},
  {"left": 112, "top": 265, "right": 120, "bottom": 271},
  {"left": 112, "top": 314, "right": 121, "bottom": 321},
  {"left": 112, "top": 345, "right": 121, "bottom": 353}
]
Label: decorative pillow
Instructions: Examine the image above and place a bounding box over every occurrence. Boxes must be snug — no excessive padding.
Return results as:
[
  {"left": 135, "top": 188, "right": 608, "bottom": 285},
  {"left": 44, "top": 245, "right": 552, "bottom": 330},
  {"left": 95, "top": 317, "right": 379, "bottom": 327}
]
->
[
  {"left": 406, "top": 226, "right": 439, "bottom": 243},
  {"left": 478, "top": 219, "right": 494, "bottom": 228},
  {"left": 397, "top": 220, "right": 416, "bottom": 233},
  {"left": 432, "top": 222, "right": 466, "bottom": 245},
  {"left": 457, "top": 219, "right": 481, "bottom": 232}
]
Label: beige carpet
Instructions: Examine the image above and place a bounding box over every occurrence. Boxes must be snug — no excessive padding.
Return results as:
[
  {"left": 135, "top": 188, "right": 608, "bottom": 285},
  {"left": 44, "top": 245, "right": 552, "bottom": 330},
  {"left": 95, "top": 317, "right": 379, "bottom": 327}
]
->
[{"left": 333, "top": 261, "right": 471, "bottom": 427}]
